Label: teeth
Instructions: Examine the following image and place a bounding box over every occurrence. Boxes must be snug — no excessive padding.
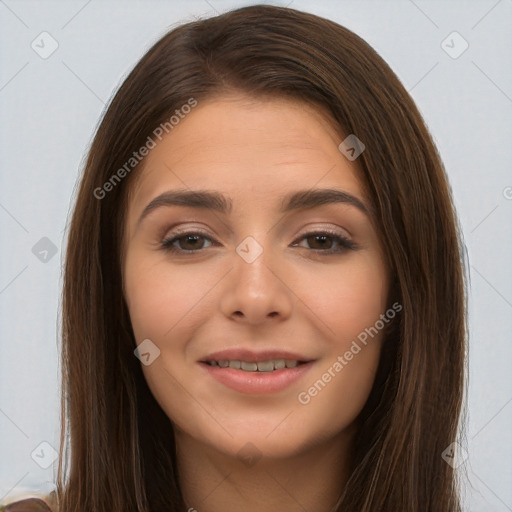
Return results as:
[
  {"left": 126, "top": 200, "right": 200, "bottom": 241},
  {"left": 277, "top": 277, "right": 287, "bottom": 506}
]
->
[
  {"left": 274, "top": 359, "right": 286, "bottom": 370},
  {"left": 257, "top": 361, "right": 274, "bottom": 372},
  {"left": 241, "top": 361, "right": 258, "bottom": 371},
  {"left": 207, "top": 358, "right": 302, "bottom": 372}
]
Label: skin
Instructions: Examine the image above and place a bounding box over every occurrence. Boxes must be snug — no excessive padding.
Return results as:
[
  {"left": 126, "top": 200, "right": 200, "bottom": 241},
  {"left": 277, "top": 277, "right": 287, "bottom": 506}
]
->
[{"left": 122, "top": 93, "right": 390, "bottom": 512}]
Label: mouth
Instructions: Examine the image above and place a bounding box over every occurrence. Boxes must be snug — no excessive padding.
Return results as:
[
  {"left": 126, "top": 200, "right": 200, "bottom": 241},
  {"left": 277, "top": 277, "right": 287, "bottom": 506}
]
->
[
  {"left": 201, "top": 358, "right": 308, "bottom": 372},
  {"left": 198, "top": 350, "right": 316, "bottom": 394}
]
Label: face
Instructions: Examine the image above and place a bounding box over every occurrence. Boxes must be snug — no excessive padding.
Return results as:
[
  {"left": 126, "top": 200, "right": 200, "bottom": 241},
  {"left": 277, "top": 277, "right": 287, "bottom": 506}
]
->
[{"left": 122, "top": 94, "right": 390, "bottom": 461}]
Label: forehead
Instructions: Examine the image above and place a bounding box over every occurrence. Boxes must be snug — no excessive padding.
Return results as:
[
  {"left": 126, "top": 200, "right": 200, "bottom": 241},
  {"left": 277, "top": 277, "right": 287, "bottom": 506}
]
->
[{"left": 127, "top": 94, "right": 366, "bottom": 215}]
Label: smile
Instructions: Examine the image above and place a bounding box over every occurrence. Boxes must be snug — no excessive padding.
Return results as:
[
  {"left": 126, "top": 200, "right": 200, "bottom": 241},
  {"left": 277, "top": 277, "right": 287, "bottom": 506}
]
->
[
  {"left": 199, "top": 360, "right": 315, "bottom": 394},
  {"left": 205, "top": 359, "right": 304, "bottom": 371}
]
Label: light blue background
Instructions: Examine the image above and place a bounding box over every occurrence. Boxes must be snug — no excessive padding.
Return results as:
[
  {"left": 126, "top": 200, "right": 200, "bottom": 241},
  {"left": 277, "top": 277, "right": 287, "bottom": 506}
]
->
[{"left": 1, "top": 1, "right": 511, "bottom": 510}]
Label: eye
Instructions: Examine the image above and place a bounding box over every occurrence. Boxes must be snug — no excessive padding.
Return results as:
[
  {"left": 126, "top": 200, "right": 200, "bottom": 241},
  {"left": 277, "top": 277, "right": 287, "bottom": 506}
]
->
[
  {"left": 161, "top": 228, "right": 356, "bottom": 255},
  {"left": 161, "top": 231, "right": 215, "bottom": 253},
  {"left": 291, "top": 230, "right": 356, "bottom": 254}
]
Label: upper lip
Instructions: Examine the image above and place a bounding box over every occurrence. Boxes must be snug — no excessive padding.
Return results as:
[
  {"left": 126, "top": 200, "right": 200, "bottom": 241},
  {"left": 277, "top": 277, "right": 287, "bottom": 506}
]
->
[{"left": 200, "top": 349, "right": 315, "bottom": 363}]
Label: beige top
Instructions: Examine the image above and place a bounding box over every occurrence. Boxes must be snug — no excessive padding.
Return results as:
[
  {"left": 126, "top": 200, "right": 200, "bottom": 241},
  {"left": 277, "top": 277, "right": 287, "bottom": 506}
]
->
[{"left": 0, "top": 498, "right": 52, "bottom": 512}]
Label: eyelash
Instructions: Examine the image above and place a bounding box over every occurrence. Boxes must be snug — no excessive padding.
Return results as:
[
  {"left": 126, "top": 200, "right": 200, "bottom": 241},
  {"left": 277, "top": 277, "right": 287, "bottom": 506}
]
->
[{"left": 160, "top": 229, "right": 357, "bottom": 255}]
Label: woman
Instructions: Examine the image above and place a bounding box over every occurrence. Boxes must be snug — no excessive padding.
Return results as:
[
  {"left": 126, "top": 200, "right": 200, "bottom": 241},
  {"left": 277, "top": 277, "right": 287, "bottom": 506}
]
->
[{"left": 3, "top": 4, "right": 467, "bottom": 511}]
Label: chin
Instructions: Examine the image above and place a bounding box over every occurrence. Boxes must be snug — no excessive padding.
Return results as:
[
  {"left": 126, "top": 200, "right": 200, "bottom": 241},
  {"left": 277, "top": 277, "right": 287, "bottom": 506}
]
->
[
  {"left": 180, "top": 415, "right": 334, "bottom": 463},
  {"left": 218, "top": 433, "right": 312, "bottom": 462}
]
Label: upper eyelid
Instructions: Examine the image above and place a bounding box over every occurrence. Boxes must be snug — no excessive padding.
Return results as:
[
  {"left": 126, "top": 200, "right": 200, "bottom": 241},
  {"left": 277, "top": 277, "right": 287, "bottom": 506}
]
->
[
  {"left": 161, "top": 230, "right": 357, "bottom": 256},
  {"left": 162, "top": 224, "right": 352, "bottom": 238},
  {"left": 162, "top": 226, "right": 353, "bottom": 245}
]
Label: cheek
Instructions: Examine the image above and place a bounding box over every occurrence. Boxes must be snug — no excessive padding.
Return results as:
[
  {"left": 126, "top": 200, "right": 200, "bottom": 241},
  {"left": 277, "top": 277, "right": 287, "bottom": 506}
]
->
[
  {"left": 295, "top": 298, "right": 387, "bottom": 442},
  {"left": 123, "top": 250, "right": 215, "bottom": 341},
  {"left": 293, "top": 252, "right": 388, "bottom": 415},
  {"left": 301, "top": 252, "right": 389, "bottom": 342}
]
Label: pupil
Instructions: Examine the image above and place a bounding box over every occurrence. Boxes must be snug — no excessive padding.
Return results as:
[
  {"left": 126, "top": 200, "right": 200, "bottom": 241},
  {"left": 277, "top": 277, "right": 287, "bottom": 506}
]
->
[
  {"left": 310, "top": 235, "right": 330, "bottom": 249},
  {"left": 184, "top": 235, "right": 201, "bottom": 249}
]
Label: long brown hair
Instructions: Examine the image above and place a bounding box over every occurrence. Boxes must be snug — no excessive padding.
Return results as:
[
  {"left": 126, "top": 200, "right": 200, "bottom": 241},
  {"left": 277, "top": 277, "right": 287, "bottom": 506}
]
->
[{"left": 55, "top": 4, "right": 467, "bottom": 511}]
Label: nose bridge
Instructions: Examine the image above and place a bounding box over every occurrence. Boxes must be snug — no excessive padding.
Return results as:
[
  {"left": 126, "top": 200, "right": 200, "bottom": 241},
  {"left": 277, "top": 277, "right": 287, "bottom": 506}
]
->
[
  {"left": 235, "top": 232, "right": 277, "bottom": 298},
  {"left": 220, "top": 231, "right": 293, "bottom": 323}
]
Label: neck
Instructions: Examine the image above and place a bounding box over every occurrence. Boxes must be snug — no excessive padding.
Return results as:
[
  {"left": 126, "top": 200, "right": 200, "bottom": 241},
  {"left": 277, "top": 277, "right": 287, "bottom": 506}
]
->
[{"left": 174, "top": 426, "right": 355, "bottom": 512}]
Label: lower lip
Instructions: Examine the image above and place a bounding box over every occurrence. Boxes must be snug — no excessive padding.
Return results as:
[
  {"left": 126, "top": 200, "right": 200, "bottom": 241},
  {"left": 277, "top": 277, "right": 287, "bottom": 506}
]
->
[{"left": 198, "top": 361, "right": 315, "bottom": 394}]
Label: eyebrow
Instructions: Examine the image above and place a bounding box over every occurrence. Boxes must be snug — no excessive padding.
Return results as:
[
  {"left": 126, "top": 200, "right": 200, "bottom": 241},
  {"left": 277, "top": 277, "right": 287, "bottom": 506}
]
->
[{"left": 137, "top": 187, "right": 371, "bottom": 226}]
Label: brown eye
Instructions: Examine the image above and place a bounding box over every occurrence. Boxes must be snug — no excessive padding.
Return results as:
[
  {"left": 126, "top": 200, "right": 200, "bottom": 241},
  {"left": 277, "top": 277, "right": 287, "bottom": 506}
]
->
[
  {"left": 305, "top": 234, "right": 334, "bottom": 250},
  {"left": 160, "top": 230, "right": 356, "bottom": 255},
  {"left": 161, "top": 231, "right": 215, "bottom": 253},
  {"left": 292, "top": 231, "right": 356, "bottom": 254}
]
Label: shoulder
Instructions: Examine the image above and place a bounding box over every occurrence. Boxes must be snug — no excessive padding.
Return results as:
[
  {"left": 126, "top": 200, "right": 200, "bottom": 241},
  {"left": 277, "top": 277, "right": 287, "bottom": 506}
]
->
[{"left": 0, "top": 497, "right": 52, "bottom": 511}]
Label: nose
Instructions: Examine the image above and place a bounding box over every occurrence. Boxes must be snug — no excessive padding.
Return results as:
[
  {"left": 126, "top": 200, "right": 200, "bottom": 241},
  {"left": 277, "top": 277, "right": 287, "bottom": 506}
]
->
[{"left": 219, "top": 239, "right": 294, "bottom": 325}]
